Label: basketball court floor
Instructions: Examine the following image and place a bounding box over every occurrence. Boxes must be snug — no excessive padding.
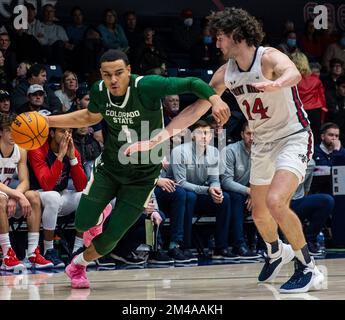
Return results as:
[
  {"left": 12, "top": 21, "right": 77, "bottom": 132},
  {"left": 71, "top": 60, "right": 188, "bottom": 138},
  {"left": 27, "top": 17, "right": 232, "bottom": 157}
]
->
[{"left": 1, "top": 254, "right": 344, "bottom": 300}]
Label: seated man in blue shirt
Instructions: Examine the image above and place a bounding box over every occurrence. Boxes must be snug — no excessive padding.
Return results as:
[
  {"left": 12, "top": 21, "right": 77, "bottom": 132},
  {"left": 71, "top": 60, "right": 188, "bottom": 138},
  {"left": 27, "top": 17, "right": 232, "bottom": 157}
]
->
[
  {"left": 170, "top": 120, "right": 235, "bottom": 260},
  {"left": 221, "top": 121, "right": 261, "bottom": 259}
]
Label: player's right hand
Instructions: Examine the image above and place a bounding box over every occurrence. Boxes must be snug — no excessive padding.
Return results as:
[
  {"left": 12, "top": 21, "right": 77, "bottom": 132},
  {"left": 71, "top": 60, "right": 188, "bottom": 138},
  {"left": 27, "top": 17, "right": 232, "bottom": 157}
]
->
[
  {"left": 18, "top": 196, "right": 32, "bottom": 218},
  {"left": 208, "top": 187, "right": 224, "bottom": 204},
  {"left": 209, "top": 95, "right": 231, "bottom": 126}
]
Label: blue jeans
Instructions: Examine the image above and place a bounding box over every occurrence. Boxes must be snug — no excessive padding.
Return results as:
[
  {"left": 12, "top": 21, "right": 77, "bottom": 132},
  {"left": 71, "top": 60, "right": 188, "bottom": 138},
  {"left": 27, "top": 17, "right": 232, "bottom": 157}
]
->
[
  {"left": 227, "top": 191, "right": 247, "bottom": 249},
  {"left": 291, "top": 194, "right": 334, "bottom": 243},
  {"left": 184, "top": 191, "right": 231, "bottom": 250},
  {"left": 155, "top": 186, "right": 186, "bottom": 243}
]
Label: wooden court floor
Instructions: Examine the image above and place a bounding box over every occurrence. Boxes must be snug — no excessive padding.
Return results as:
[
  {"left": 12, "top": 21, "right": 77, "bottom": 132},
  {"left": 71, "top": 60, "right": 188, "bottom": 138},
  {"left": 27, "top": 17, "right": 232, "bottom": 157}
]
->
[{"left": 0, "top": 258, "right": 344, "bottom": 300}]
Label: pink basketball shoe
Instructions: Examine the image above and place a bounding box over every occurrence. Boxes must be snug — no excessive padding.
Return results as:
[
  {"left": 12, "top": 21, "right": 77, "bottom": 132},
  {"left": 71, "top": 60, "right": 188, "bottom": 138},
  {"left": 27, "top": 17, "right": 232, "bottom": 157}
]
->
[
  {"left": 83, "top": 203, "right": 112, "bottom": 247},
  {"left": 65, "top": 257, "right": 90, "bottom": 289}
]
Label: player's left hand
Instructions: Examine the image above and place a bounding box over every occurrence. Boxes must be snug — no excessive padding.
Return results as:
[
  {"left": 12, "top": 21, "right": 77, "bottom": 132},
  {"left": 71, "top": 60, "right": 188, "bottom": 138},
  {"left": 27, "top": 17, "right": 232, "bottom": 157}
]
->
[
  {"left": 7, "top": 198, "right": 17, "bottom": 217},
  {"left": 209, "top": 95, "right": 230, "bottom": 126},
  {"left": 251, "top": 80, "right": 282, "bottom": 92},
  {"left": 67, "top": 133, "right": 76, "bottom": 159}
]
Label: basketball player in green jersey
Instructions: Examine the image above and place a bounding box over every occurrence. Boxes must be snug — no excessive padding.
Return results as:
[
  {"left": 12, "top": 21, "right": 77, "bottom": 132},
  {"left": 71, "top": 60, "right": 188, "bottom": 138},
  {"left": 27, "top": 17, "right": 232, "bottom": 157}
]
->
[{"left": 47, "top": 49, "right": 230, "bottom": 288}]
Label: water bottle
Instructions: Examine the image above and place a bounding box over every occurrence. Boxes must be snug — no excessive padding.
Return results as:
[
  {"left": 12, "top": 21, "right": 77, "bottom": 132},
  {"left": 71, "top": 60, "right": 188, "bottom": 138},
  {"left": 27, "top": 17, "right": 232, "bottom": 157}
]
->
[{"left": 317, "top": 232, "right": 325, "bottom": 252}]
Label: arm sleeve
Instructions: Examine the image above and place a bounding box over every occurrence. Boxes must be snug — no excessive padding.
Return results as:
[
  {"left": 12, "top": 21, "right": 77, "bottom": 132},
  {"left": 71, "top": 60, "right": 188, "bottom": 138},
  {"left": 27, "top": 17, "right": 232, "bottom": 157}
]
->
[
  {"left": 70, "top": 150, "right": 88, "bottom": 192},
  {"left": 138, "top": 75, "right": 216, "bottom": 110},
  {"left": 27, "top": 149, "right": 64, "bottom": 191},
  {"left": 221, "top": 149, "right": 248, "bottom": 195},
  {"left": 170, "top": 147, "right": 209, "bottom": 195}
]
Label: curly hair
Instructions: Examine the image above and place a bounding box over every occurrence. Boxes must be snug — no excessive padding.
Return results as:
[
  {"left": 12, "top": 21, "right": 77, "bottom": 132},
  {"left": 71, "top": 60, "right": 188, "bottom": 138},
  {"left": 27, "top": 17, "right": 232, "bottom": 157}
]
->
[{"left": 207, "top": 7, "right": 264, "bottom": 47}]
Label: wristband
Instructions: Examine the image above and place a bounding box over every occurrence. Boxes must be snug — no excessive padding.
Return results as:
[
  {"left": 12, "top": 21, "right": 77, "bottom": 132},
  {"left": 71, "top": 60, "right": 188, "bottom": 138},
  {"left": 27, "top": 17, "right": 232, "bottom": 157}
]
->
[{"left": 69, "top": 158, "right": 78, "bottom": 166}]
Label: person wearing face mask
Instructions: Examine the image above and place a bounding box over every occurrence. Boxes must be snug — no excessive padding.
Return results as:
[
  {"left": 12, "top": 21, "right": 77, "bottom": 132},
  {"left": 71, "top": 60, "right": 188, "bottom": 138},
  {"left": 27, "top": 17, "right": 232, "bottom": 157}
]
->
[
  {"left": 323, "top": 31, "right": 345, "bottom": 73},
  {"left": 190, "top": 25, "right": 220, "bottom": 69},
  {"left": 277, "top": 31, "right": 300, "bottom": 56},
  {"left": 172, "top": 9, "right": 200, "bottom": 54}
]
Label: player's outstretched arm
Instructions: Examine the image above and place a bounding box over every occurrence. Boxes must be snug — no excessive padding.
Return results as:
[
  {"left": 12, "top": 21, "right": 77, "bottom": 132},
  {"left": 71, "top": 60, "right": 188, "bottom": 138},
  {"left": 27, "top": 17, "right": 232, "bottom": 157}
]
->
[
  {"left": 251, "top": 48, "right": 302, "bottom": 92},
  {"left": 46, "top": 109, "right": 103, "bottom": 129}
]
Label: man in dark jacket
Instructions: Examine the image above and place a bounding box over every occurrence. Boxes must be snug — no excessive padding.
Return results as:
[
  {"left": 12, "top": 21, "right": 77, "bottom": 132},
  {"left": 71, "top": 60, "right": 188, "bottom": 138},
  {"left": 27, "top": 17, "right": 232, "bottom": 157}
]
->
[{"left": 11, "top": 64, "right": 62, "bottom": 113}]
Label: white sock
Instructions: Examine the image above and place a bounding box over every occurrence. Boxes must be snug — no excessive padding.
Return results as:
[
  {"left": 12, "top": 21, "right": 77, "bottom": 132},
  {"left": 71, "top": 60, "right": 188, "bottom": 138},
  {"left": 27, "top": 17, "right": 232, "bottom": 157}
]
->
[
  {"left": 265, "top": 239, "right": 282, "bottom": 259},
  {"left": 28, "top": 232, "right": 39, "bottom": 256},
  {"left": 0, "top": 233, "right": 11, "bottom": 255},
  {"left": 44, "top": 240, "right": 54, "bottom": 254},
  {"left": 73, "top": 252, "right": 89, "bottom": 266},
  {"left": 73, "top": 236, "right": 84, "bottom": 254}
]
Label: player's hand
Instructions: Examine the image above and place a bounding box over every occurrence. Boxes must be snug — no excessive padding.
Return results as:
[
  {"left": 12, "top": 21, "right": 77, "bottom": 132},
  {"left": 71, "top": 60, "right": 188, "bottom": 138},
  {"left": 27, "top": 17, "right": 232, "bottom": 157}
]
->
[
  {"left": 18, "top": 196, "right": 32, "bottom": 218},
  {"left": 6, "top": 198, "right": 17, "bottom": 217},
  {"left": 251, "top": 80, "right": 283, "bottom": 92},
  {"left": 162, "top": 158, "right": 170, "bottom": 171},
  {"left": 208, "top": 187, "right": 224, "bottom": 204},
  {"left": 144, "top": 200, "right": 155, "bottom": 215},
  {"left": 151, "top": 211, "right": 162, "bottom": 225},
  {"left": 209, "top": 95, "right": 230, "bottom": 126},
  {"left": 157, "top": 178, "right": 176, "bottom": 193},
  {"left": 124, "top": 140, "right": 153, "bottom": 156}
]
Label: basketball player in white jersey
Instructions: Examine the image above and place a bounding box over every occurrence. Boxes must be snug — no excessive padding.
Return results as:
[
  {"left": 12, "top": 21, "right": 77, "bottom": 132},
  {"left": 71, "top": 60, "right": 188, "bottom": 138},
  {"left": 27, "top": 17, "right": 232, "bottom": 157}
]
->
[
  {"left": 125, "top": 7, "right": 324, "bottom": 293},
  {"left": 0, "top": 115, "right": 53, "bottom": 271}
]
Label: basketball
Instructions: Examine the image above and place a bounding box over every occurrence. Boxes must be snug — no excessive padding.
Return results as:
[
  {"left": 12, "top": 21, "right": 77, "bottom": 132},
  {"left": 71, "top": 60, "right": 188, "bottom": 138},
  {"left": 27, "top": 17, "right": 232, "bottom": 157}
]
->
[{"left": 10, "top": 112, "right": 49, "bottom": 150}]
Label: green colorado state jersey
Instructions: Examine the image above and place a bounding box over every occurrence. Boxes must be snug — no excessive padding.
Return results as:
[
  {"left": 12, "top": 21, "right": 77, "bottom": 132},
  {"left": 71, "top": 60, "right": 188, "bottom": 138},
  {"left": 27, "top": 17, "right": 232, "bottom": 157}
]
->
[{"left": 88, "top": 74, "right": 215, "bottom": 182}]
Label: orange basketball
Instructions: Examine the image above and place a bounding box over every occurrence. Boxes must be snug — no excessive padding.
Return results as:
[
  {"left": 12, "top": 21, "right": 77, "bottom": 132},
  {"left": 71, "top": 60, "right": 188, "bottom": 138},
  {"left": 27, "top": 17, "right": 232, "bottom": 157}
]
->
[{"left": 10, "top": 112, "right": 49, "bottom": 150}]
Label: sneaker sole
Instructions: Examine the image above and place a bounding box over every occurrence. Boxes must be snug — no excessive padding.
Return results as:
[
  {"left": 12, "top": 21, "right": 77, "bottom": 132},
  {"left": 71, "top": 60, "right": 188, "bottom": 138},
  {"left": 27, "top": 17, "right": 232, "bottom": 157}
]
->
[
  {"left": 147, "top": 260, "right": 175, "bottom": 264},
  {"left": 32, "top": 263, "right": 54, "bottom": 269},
  {"left": 258, "top": 244, "right": 295, "bottom": 283},
  {"left": 110, "top": 254, "right": 145, "bottom": 265},
  {"left": 279, "top": 270, "right": 325, "bottom": 294},
  {"left": 212, "top": 255, "right": 239, "bottom": 260}
]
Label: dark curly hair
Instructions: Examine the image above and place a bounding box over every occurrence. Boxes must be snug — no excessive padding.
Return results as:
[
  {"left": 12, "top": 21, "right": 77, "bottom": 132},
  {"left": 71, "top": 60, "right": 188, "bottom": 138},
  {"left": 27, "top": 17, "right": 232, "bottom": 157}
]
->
[{"left": 207, "top": 7, "right": 264, "bottom": 47}]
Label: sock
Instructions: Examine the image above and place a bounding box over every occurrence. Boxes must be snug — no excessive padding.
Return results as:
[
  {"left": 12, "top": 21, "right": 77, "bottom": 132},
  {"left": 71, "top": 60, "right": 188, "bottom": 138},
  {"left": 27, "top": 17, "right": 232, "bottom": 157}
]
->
[
  {"left": 169, "top": 241, "right": 179, "bottom": 250},
  {"left": 27, "top": 232, "right": 39, "bottom": 256},
  {"left": 73, "top": 236, "right": 84, "bottom": 254},
  {"left": 73, "top": 252, "right": 89, "bottom": 266},
  {"left": 295, "top": 244, "right": 313, "bottom": 266},
  {"left": 44, "top": 240, "right": 54, "bottom": 254},
  {"left": 265, "top": 239, "right": 282, "bottom": 259},
  {"left": 0, "top": 233, "right": 11, "bottom": 255}
]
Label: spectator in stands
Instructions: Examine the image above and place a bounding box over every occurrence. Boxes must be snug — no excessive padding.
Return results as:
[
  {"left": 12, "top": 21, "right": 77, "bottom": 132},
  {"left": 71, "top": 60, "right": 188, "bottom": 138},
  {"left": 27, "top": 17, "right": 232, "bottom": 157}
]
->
[
  {"left": 0, "top": 33, "right": 17, "bottom": 81},
  {"left": 72, "top": 126, "right": 102, "bottom": 179},
  {"left": 97, "top": 9, "right": 128, "bottom": 52},
  {"left": 66, "top": 6, "right": 88, "bottom": 47},
  {"left": 27, "top": 126, "right": 88, "bottom": 267},
  {"left": 190, "top": 25, "right": 219, "bottom": 70},
  {"left": 70, "top": 87, "right": 104, "bottom": 144},
  {"left": 9, "top": 25, "right": 43, "bottom": 64},
  {"left": 323, "top": 31, "right": 345, "bottom": 73},
  {"left": 12, "top": 61, "right": 31, "bottom": 88},
  {"left": 16, "top": 84, "right": 51, "bottom": 116},
  {"left": 325, "top": 77, "right": 345, "bottom": 142},
  {"left": 172, "top": 8, "right": 200, "bottom": 54},
  {"left": 41, "top": 4, "right": 74, "bottom": 68},
  {"left": 0, "top": 90, "right": 11, "bottom": 113},
  {"left": 0, "top": 114, "right": 53, "bottom": 271},
  {"left": 291, "top": 158, "right": 334, "bottom": 255},
  {"left": 132, "top": 27, "right": 167, "bottom": 75},
  {"left": 54, "top": 71, "right": 78, "bottom": 112},
  {"left": 321, "top": 58, "right": 344, "bottom": 95},
  {"left": 170, "top": 120, "right": 236, "bottom": 260},
  {"left": 162, "top": 95, "right": 180, "bottom": 126},
  {"left": 310, "top": 62, "right": 322, "bottom": 78},
  {"left": 0, "top": 51, "right": 10, "bottom": 92},
  {"left": 277, "top": 31, "right": 300, "bottom": 56},
  {"left": 319, "top": 20, "right": 338, "bottom": 49},
  {"left": 300, "top": 19, "right": 322, "bottom": 61},
  {"left": 221, "top": 122, "right": 261, "bottom": 259},
  {"left": 291, "top": 52, "right": 327, "bottom": 143},
  {"left": 11, "top": 63, "right": 62, "bottom": 113},
  {"left": 123, "top": 11, "right": 143, "bottom": 55},
  {"left": 314, "top": 122, "right": 345, "bottom": 166},
  {"left": 25, "top": 2, "right": 48, "bottom": 46}
]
